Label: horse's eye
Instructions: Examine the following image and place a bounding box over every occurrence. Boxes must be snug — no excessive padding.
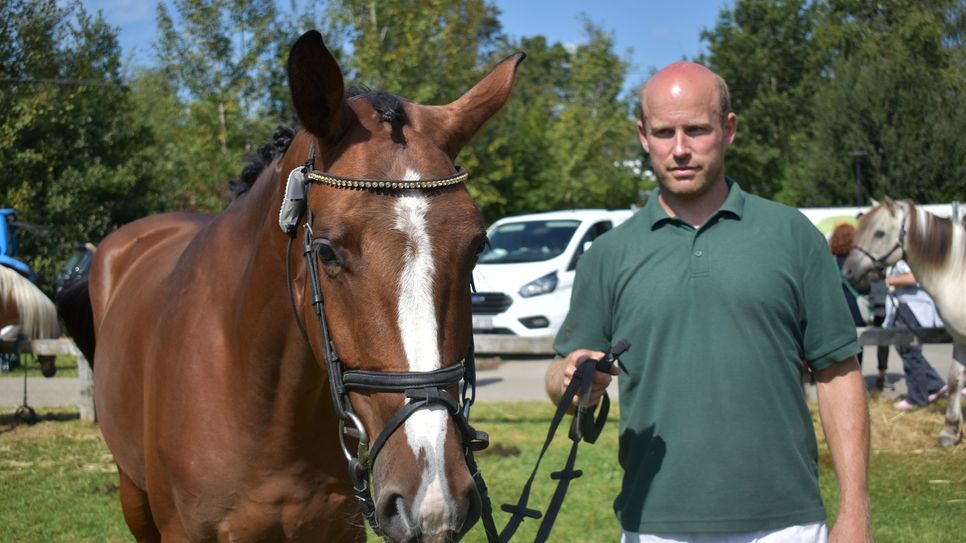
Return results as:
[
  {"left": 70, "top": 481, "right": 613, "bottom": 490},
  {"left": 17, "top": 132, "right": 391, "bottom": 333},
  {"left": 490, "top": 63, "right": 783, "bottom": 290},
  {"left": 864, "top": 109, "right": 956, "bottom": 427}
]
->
[
  {"left": 473, "top": 237, "right": 489, "bottom": 263},
  {"left": 474, "top": 239, "right": 488, "bottom": 258},
  {"left": 873, "top": 230, "right": 886, "bottom": 239},
  {"left": 313, "top": 239, "right": 342, "bottom": 266}
]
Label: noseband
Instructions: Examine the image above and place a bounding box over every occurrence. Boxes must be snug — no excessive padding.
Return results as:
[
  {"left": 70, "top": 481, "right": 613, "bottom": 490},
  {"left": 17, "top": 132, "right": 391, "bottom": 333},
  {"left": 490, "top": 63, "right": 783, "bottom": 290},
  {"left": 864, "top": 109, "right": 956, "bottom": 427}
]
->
[
  {"left": 853, "top": 207, "right": 907, "bottom": 272},
  {"left": 281, "top": 151, "right": 488, "bottom": 536}
]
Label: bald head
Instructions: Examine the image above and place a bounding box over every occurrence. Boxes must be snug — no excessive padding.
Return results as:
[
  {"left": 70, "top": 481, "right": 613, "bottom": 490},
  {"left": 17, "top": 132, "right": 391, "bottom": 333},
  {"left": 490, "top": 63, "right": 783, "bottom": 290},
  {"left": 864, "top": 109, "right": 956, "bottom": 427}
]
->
[{"left": 639, "top": 62, "right": 731, "bottom": 128}]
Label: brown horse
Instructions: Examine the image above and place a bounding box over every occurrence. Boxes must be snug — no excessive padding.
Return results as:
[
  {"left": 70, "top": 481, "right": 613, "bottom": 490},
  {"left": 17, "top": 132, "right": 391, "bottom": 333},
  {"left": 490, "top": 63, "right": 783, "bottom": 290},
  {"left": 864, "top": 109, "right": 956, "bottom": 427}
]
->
[
  {"left": 71, "top": 31, "right": 522, "bottom": 542},
  {"left": 0, "top": 265, "right": 60, "bottom": 377}
]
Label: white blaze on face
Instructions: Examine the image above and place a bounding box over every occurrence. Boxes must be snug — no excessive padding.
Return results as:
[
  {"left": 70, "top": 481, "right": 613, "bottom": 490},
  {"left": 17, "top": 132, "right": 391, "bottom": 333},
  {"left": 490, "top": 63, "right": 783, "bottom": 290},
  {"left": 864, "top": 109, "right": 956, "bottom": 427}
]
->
[{"left": 393, "top": 168, "right": 453, "bottom": 528}]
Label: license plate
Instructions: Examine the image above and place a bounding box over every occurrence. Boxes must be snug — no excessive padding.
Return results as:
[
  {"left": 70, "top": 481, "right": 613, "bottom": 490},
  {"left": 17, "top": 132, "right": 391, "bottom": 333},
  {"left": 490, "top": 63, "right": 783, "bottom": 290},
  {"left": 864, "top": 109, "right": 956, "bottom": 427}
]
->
[{"left": 472, "top": 315, "right": 493, "bottom": 329}]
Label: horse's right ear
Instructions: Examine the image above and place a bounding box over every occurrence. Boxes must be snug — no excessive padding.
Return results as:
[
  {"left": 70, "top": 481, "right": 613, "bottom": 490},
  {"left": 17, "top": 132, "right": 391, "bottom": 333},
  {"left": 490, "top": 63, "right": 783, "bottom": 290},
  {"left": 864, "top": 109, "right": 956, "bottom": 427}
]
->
[
  {"left": 288, "top": 30, "right": 345, "bottom": 143},
  {"left": 870, "top": 198, "right": 880, "bottom": 207}
]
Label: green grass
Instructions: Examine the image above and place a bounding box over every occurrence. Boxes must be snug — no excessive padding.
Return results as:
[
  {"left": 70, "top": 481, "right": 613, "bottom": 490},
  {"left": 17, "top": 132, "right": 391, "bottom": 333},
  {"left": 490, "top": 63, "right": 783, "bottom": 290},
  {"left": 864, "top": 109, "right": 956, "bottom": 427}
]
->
[
  {"left": 1, "top": 399, "right": 963, "bottom": 542},
  {"left": 0, "top": 355, "right": 79, "bottom": 378}
]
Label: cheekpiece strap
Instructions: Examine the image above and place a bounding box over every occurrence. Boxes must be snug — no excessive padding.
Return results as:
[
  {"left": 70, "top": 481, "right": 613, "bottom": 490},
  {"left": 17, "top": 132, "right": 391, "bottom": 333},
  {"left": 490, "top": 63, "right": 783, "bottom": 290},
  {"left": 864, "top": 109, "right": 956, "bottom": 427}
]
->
[{"left": 307, "top": 166, "right": 468, "bottom": 190}]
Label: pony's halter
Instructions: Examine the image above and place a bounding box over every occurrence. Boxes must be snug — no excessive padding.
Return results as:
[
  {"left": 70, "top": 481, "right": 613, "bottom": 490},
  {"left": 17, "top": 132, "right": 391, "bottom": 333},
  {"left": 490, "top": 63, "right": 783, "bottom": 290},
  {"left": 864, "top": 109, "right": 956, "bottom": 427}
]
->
[
  {"left": 853, "top": 206, "right": 908, "bottom": 272},
  {"left": 281, "top": 149, "right": 489, "bottom": 537}
]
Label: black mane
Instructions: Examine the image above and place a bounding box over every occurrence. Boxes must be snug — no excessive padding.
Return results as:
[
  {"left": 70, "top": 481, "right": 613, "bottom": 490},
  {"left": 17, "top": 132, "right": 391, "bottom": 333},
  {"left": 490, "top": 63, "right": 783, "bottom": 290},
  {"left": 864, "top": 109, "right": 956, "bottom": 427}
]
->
[
  {"left": 229, "top": 125, "right": 296, "bottom": 197},
  {"left": 228, "top": 89, "right": 408, "bottom": 197}
]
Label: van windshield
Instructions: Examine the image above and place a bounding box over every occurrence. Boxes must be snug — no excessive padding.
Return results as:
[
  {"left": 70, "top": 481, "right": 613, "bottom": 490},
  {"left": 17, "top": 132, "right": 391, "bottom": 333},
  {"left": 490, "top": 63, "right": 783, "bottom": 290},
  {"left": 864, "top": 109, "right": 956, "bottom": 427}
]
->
[{"left": 479, "top": 220, "right": 580, "bottom": 263}]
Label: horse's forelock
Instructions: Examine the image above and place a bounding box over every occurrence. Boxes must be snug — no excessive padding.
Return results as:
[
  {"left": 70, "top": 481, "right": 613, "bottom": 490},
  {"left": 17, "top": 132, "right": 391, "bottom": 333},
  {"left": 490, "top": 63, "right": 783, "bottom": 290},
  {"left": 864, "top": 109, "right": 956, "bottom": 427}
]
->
[{"left": 346, "top": 87, "right": 409, "bottom": 126}]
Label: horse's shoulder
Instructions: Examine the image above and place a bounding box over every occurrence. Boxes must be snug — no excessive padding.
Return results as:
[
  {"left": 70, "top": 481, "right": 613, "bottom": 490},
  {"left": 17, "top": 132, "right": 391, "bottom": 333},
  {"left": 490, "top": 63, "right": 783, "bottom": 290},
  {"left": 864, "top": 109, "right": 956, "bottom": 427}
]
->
[{"left": 89, "top": 212, "right": 212, "bottom": 319}]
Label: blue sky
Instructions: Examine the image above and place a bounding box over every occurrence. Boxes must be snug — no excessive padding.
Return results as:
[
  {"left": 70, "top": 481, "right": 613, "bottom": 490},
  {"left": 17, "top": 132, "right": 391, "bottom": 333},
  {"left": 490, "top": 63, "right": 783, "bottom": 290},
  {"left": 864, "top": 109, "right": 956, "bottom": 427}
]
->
[{"left": 81, "top": 0, "right": 732, "bottom": 91}]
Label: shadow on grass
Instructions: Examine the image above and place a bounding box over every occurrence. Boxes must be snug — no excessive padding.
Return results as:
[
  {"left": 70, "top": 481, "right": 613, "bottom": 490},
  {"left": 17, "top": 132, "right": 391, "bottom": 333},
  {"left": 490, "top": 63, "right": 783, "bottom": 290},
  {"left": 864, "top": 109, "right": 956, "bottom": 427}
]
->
[{"left": 0, "top": 409, "right": 80, "bottom": 435}]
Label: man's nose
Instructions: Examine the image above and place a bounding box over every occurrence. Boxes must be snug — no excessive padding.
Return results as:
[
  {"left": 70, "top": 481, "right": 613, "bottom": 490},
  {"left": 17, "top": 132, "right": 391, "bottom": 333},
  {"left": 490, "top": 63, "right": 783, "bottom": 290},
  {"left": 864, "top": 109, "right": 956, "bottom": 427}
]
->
[{"left": 673, "top": 131, "right": 689, "bottom": 158}]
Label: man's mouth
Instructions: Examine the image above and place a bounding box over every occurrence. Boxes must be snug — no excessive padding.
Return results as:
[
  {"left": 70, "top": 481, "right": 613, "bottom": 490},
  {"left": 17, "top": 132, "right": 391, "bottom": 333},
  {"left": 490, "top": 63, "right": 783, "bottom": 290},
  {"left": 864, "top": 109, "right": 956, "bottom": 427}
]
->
[{"left": 669, "top": 166, "right": 698, "bottom": 177}]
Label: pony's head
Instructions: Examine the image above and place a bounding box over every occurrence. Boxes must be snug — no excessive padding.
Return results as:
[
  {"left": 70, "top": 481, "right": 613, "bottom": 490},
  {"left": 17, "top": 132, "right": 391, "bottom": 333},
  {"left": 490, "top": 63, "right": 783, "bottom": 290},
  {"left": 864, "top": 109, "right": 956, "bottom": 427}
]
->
[
  {"left": 842, "top": 199, "right": 907, "bottom": 287},
  {"left": 281, "top": 31, "right": 522, "bottom": 541}
]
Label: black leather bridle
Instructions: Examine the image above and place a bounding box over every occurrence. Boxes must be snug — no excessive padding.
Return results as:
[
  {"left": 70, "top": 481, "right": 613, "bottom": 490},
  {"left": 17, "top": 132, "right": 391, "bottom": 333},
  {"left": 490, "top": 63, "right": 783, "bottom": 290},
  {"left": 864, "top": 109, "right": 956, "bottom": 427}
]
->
[
  {"left": 282, "top": 155, "right": 489, "bottom": 537},
  {"left": 281, "top": 149, "right": 628, "bottom": 543}
]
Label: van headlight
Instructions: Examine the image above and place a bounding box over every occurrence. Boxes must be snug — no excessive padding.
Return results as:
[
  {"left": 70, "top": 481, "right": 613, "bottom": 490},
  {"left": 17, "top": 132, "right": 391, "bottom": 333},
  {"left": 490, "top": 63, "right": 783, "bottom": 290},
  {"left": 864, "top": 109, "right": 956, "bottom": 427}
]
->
[{"left": 518, "top": 271, "right": 558, "bottom": 298}]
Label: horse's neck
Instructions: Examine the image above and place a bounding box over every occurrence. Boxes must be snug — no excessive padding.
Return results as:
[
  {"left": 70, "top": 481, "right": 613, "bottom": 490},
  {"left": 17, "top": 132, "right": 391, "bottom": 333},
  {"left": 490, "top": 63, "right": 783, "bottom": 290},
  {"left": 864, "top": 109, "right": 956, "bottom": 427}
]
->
[
  {"left": 212, "top": 155, "right": 334, "bottom": 425},
  {"left": 902, "top": 206, "right": 966, "bottom": 339}
]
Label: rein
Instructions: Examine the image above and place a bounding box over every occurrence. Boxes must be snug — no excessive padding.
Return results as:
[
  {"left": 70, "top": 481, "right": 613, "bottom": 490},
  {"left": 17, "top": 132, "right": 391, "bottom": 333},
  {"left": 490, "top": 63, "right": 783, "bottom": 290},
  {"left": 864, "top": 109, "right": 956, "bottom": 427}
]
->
[{"left": 280, "top": 151, "right": 627, "bottom": 542}]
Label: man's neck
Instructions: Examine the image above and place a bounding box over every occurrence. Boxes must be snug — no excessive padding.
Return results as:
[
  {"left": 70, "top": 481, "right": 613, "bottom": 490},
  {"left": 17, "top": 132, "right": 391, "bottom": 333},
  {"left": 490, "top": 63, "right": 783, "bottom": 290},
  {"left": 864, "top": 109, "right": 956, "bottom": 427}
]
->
[{"left": 658, "top": 178, "right": 730, "bottom": 227}]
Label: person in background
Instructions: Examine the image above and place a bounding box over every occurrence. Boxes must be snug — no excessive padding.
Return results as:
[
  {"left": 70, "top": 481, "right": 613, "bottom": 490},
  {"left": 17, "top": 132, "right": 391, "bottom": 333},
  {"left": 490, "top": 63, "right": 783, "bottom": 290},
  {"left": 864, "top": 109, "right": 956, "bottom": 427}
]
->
[
  {"left": 546, "top": 61, "right": 871, "bottom": 543},
  {"left": 829, "top": 223, "right": 866, "bottom": 329},
  {"left": 867, "top": 278, "right": 891, "bottom": 390},
  {"left": 885, "top": 259, "right": 948, "bottom": 410},
  {"left": 828, "top": 222, "right": 890, "bottom": 389}
]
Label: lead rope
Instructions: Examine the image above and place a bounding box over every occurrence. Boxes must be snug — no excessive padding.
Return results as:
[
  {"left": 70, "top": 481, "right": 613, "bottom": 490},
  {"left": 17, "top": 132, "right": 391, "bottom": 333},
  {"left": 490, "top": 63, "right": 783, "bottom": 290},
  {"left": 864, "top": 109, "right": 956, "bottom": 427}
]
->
[{"left": 475, "top": 340, "right": 629, "bottom": 543}]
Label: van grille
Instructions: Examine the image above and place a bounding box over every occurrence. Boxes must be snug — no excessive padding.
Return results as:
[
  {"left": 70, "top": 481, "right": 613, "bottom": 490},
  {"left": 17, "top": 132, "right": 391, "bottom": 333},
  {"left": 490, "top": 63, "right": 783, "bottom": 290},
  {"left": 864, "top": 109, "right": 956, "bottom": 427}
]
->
[{"left": 471, "top": 292, "right": 513, "bottom": 315}]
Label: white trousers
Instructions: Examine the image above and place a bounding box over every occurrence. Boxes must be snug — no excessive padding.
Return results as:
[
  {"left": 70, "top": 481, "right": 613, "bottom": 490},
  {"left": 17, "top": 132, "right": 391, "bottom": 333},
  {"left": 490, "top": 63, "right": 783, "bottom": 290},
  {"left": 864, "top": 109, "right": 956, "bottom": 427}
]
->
[{"left": 621, "top": 521, "right": 828, "bottom": 543}]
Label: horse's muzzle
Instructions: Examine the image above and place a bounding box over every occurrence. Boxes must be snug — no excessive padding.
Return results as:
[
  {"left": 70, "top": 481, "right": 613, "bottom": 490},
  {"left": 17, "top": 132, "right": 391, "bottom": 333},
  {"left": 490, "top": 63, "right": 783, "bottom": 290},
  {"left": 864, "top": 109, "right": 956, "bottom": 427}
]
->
[{"left": 375, "top": 474, "right": 481, "bottom": 543}]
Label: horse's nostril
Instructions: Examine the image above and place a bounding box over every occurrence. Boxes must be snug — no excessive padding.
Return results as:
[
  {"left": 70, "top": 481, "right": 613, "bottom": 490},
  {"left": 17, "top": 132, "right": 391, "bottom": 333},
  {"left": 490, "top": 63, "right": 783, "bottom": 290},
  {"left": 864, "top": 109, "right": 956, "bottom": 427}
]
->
[{"left": 376, "top": 492, "right": 414, "bottom": 541}]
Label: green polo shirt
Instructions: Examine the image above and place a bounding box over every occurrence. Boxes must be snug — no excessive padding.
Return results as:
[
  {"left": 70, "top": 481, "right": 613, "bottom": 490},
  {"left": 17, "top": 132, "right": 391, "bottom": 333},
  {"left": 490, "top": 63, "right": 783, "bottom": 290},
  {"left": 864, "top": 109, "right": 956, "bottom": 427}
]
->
[{"left": 554, "top": 180, "right": 859, "bottom": 534}]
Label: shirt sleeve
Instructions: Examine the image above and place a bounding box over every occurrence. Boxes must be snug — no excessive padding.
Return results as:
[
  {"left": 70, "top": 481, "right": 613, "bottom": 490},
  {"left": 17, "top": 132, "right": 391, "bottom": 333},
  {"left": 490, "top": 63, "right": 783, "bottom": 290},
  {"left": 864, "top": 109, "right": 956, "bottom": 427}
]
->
[
  {"left": 553, "top": 242, "right": 613, "bottom": 357},
  {"left": 800, "top": 225, "right": 861, "bottom": 370}
]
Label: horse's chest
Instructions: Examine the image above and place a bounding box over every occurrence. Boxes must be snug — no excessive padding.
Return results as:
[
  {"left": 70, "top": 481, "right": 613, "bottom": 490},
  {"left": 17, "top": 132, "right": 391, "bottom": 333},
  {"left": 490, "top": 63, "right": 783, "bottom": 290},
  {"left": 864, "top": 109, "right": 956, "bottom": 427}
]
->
[{"left": 179, "top": 472, "right": 363, "bottom": 542}]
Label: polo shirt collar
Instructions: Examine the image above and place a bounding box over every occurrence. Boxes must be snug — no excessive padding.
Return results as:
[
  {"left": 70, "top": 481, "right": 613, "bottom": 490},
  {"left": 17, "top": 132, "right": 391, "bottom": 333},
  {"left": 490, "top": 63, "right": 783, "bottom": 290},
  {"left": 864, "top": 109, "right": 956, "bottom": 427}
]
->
[{"left": 644, "top": 177, "right": 746, "bottom": 230}]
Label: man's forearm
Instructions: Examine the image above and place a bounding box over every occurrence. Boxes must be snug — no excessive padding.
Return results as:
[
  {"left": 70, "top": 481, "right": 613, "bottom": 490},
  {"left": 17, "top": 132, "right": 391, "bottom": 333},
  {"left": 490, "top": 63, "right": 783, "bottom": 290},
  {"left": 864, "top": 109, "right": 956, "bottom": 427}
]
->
[{"left": 815, "top": 357, "right": 871, "bottom": 524}]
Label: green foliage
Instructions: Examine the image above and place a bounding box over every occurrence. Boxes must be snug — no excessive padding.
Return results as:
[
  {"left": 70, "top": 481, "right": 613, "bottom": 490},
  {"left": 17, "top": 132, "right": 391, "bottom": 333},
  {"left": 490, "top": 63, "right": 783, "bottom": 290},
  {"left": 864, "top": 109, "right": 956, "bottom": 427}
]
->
[
  {"left": 781, "top": 0, "right": 966, "bottom": 205},
  {"left": 701, "top": 0, "right": 966, "bottom": 206},
  {"left": 154, "top": 0, "right": 296, "bottom": 210},
  {"left": 700, "top": 0, "right": 819, "bottom": 200},
  {"left": 330, "top": 0, "right": 502, "bottom": 104},
  {"left": 0, "top": 0, "right": 170, "bottom": 287},
  {"left": 5, "top": 0, "right": 962, "bottom": 286}
]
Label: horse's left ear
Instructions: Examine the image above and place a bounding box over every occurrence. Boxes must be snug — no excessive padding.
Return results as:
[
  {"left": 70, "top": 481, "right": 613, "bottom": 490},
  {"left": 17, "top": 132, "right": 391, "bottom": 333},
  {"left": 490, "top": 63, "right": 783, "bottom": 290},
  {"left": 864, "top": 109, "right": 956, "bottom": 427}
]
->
[
  {"left": 288, "top": 30, "right": 345, "bottom": 144},
  {"left": 425, "top": 52, "right": 526, "bottom": 160}
]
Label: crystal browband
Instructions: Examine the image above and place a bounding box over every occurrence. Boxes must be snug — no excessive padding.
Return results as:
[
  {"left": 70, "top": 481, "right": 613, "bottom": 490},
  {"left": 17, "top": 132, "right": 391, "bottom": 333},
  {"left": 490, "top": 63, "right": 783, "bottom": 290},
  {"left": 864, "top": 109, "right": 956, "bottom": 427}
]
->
[{"left": 307, "top": 167, "right": 468, "bottom": 190}]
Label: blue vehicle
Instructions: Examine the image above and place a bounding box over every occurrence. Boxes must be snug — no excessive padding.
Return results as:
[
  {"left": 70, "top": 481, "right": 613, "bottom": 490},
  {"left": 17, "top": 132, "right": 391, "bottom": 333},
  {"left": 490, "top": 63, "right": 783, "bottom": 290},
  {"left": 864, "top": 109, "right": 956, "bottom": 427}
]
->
[{"left": 0, "top": 209, "right": 40, "bottom": 284}]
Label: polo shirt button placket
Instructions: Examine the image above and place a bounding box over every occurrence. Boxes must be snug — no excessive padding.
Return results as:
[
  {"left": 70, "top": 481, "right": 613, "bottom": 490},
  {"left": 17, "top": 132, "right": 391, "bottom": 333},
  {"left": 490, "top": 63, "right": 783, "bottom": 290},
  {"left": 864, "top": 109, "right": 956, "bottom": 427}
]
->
[{"left": 690, "top": 240, "right": 709, "bottom": 277}]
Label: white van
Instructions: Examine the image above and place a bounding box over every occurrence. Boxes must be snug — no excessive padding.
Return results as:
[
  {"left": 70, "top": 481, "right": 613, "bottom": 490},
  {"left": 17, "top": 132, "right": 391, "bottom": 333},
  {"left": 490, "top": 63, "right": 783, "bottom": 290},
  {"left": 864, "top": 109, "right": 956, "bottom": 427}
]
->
[{"left": 471, "top": 209, "right": 634, "bottom": 338}]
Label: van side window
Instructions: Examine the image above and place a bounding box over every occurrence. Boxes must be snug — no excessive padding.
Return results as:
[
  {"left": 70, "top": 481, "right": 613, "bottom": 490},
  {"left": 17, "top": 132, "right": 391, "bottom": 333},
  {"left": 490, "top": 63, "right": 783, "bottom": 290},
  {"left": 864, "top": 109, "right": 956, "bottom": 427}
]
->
[{"left": 567, "top": 220, "right": 612, "bottom": 271}]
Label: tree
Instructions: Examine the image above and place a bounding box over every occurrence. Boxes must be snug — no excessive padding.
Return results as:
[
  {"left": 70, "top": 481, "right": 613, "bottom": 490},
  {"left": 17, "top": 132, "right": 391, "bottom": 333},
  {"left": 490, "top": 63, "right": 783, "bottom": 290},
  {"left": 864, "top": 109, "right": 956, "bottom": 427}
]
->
[
  {"left": 155, "top": 0, "right": 292, "bottom": 210},
  {"left": 782, "top": 0, "right": 965, "bottom": 205},
  {"left": 0, "top": 0, "right": 170, "bottom": 286},
  {"left": 700, "top": 0, "right": 819, "bottom": 200},
  {"left": 328, "top": 0, "right": 502, "bottom": 104}
]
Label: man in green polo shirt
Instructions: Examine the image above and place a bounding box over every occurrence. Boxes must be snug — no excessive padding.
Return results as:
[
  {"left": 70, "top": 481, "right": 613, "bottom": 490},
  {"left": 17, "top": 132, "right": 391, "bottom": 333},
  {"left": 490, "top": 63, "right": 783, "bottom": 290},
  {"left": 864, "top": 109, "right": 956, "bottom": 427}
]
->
[{"left": 546, "top": 62, "right": 871, "bottom": 542}]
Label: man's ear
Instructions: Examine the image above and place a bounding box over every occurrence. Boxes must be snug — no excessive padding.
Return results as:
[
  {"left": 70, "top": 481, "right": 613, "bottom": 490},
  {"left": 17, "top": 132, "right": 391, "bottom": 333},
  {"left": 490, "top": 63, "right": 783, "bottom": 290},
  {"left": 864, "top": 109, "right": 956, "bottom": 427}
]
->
[
  {"left": 637, "top": 119, "right": 650, "bottom": 153},
  {"left": 723, "top": 112, "right": 737, "bottom": 146}
]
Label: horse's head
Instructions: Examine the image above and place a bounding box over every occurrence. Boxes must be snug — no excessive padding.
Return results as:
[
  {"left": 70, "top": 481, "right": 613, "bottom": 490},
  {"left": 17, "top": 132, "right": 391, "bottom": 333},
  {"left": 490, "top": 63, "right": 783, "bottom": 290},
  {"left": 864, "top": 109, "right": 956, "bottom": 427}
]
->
[
  {"left": 842, "top": 199, "right": 907, "bottom": 287},
  {"left": 282, "top": 31, "right": 522, "bottom": 541}
]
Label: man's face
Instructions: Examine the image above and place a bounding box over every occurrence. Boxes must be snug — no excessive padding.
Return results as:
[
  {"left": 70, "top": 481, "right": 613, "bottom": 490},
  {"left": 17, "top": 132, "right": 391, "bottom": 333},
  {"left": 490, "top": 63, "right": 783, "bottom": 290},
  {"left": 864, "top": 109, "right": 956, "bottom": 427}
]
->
[{"left": 638, "top": 80, "right": 736, "bottom": 201}]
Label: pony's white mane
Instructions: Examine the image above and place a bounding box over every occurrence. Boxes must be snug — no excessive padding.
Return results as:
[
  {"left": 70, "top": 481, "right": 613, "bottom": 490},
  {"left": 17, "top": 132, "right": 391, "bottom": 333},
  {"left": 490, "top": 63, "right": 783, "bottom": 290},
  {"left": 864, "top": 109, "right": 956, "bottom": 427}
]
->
[
  {"left": 897, "top": 200, "right": 966, "bottom": 345},
  {"left": 0, "top": 265, "right": 60, "bottom": 339}
]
